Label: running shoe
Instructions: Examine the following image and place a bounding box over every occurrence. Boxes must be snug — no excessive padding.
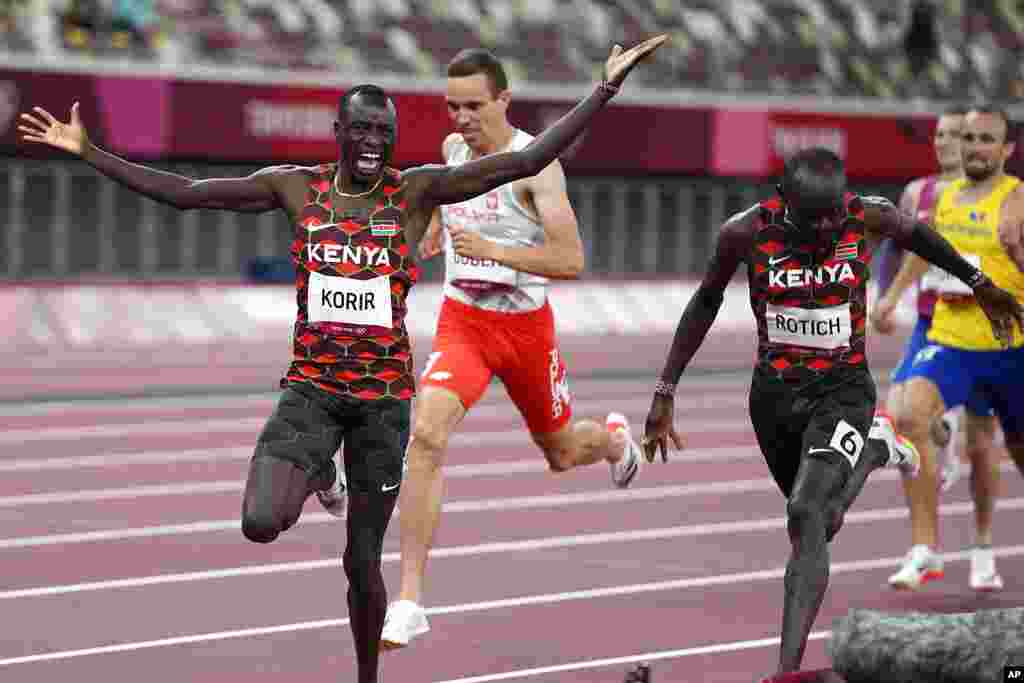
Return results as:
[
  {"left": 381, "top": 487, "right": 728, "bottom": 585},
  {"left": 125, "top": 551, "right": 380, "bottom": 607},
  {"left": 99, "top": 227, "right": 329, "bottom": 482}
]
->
[
  {"left": 888, "top": 544, "right": 945, "bottom": 590},
  {"left": 380, "top": 599, "right": 430, "bottom": 650},
  {"left": 315, "top": 451, "right": 347, "bottom": 518},
  {"left": 607, "top": 412, "right": 641, "bottom": 488},
  {"left": 869, "top": 412, "right": 920, "bottom": 478},
  {"left": 969, "top": 545, "right": 1004, "bottom": 592}
]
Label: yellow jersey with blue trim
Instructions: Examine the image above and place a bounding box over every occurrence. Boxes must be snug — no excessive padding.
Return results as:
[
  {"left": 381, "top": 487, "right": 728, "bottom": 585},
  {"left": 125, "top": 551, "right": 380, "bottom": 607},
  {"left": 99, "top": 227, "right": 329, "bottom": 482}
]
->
[{"left": 928, "top": 175, "right": 1024, "bottom": 350}]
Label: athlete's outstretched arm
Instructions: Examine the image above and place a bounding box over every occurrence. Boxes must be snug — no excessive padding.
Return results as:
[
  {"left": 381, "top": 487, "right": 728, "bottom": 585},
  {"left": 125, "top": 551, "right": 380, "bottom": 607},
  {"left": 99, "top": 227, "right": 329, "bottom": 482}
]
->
[
  {"left": 408, "top": 36, "right": 667, "bottom": 209},
  {"left": 658, "top": 216, "right": 749, "bottom": 387},
  {"left": 865, "top": 196, "right": 986, "bottom": 287},
  {"left": 866, "top": 195, "right": 1024, "bottom": 345},
  {"left": 642, "top": 213, "right": 751, "bottom": 462},
  {"left": 19, "top": 102, "right": 283, "bottom": 212}
]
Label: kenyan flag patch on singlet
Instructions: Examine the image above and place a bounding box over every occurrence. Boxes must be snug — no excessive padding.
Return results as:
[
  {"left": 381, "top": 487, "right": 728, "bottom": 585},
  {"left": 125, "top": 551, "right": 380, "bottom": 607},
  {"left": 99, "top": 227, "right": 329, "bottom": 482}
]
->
[
  {"left": 834, "top": 241, "right": 858, "bottom": 260},
  {"left": 371, "top": 219, "right": 400, "bottom": 237}
]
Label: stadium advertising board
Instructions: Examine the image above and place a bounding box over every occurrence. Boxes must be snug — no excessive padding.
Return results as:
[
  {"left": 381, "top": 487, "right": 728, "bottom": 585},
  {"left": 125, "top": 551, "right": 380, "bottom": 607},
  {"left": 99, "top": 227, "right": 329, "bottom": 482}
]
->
[
  {"left": 169, "top": 79, "right": 709, "bottom": 173},
  {"left": 6, "top": 67, "right": 1018, "bottom": 179},
  {"left": 0, "top": 68, "right": 171, "bottom": 159},
  {"left": 711, "top": 109, "right": 943, "bottom": 180}
]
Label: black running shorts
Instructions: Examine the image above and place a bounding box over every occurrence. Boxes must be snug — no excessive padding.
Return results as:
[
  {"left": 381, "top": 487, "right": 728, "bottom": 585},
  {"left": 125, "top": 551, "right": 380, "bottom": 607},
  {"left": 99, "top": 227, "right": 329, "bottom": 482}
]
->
[
  {"left": 748, "top": 369, "right": 877, "bottom": 498},
  {"left": 255, "top": 381, "right": 410, "bottom": 495}
]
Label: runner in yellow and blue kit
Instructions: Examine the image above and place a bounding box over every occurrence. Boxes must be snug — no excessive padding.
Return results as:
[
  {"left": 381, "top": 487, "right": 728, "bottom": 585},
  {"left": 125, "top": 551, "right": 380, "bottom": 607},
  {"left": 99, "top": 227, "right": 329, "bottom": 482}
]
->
[{"left": 898, "top": 104, "right": 1024, "bottom": 592}]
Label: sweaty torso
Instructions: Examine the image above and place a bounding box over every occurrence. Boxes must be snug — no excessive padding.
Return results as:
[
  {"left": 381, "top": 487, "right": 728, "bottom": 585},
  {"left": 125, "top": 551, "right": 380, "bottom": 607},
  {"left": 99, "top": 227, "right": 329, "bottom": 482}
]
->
[
  {"left": 278, "top": 164, "right": 420, "bottom": 400},
  {"left": 440, "top": 130, "right": 549, "bottom": 313},
  {"left": 741, "top": 194, "right": 874, "bottom": 389}
]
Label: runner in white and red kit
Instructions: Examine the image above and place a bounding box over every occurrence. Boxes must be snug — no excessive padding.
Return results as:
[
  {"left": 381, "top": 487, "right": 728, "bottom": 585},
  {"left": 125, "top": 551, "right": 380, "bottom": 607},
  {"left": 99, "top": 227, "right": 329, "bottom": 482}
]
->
[{"left": 381, "top": 48, "right": 645, "bottom": 649}]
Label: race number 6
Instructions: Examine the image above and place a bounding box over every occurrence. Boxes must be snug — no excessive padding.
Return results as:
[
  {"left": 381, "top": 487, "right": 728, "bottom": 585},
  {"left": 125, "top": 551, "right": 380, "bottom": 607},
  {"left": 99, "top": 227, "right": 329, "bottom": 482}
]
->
[{"left": 829, "top": 419, "right": 865, "bottom": 469}]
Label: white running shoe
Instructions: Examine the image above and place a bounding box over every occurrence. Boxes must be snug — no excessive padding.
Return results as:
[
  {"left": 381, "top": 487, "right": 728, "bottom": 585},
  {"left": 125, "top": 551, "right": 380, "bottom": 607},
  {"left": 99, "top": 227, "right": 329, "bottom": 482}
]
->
[
  {"left": 888, "top": 544, "right": 945, "bottom": 590},
  {"left": 380, "top": 599, "right": 430, "bottom": 650},
  {"left": 315, "top": 451, "right": 347, "bottom": 518},
  {"left": 969, "top": 546, "right": 1004, "bottom": 592},
  {"left": 606, "top": 412, "right": 641, "bottom": 489},
  {"left": 869, "top": 412, "right": 920, "bottom": 478}
]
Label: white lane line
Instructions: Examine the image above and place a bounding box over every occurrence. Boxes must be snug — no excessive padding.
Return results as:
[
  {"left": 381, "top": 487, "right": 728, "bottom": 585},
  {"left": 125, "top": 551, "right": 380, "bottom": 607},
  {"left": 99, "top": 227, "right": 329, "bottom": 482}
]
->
[
  {"left": 0, "top": 398, "right": 750, "bottom": 446},
  {"left": 4, "top": 496, "right": 1024, "bottom": 599},
  {"left": 0, "top": 618, "right": 348, "bottom": 667},
  {"left": 0, "top": 446, "right": 255, "bottom": 473},
  {"left": 3, "top": 467, "right": 1020, "bottom": 547},
  {"left": 0, "top": 376, "right": 753, "bottom": 418},
  {"left": 2, "top": 456, "right": 1017, "bottom": 511},
  {"left": 0, "top": 445, "right": 763, "bottom": 507},
  {"left": 0, "top": 481, "right": 244, "bottom": 507},
  {"left": 0, "top": 476, "right": 783, "bottom": 546},
  {"left": 0, "top": 436, "right": 754, "bottom": 473},
  {"left": 435, "top": 632, "right": 833, "bottom": 683},
  {"left": 0, "top": 544, "right": 1010, "bottom": 669},
  {"left": 0, "top": 416, "right": 268, "bottom": 444}
]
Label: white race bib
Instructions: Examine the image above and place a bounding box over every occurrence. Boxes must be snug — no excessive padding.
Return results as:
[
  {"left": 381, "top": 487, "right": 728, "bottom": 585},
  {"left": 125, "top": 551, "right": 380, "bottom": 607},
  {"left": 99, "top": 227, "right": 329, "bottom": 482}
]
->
[
  {"left": 920, "top": 253, "right": 980, "bottom": 296},
  {"left": 307, "top": 271, "right": 392, "bottom": 328},
  {"left": 445, "top": 222, "right": 519, "bottom": 294},
  {"left": 766, "top": 304, "right": 852, "bottom": 350},
  {"left": 449, "top": 253, "right": 520, "bottom": 295}
]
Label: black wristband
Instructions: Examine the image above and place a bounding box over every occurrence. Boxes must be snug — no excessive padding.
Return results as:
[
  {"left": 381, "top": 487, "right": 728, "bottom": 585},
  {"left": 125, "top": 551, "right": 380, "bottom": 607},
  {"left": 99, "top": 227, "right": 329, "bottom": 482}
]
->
[{"left": 968, "top": 269, "right": 989, "bottom": 289}]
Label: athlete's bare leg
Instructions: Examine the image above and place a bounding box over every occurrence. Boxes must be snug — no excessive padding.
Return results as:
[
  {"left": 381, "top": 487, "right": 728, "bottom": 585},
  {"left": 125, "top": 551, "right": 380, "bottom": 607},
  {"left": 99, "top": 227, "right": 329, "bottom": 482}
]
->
[
  {"left": 395, "top": 386, "right": 630, "bottom": 604},
  {"left": 531, "top": 419, "right": 626, "bottom": 472},
  {"left": 894, "top": 377, "right": 946, "bottom": 548},
  {"left": 965, "top": 413, "right": 1000, "bottom": 546},
  {"left": 884, "top": 381, "right": 909, "bottom": 426},
  {"left": 779, "top": 456, "right": 846, "bottom": 672},
  {"left": 395, "top": 385, "right": 466, "bottom": 604}
]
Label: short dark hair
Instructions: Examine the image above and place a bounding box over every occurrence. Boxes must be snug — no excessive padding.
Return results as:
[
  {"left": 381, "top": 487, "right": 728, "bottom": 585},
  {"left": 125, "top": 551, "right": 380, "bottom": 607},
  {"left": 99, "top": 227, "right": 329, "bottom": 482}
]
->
[
  {"left": 447, "top": 49, "right": 508, "bottom": 96},
  {"left": 965, "top": 103, "right": 1017, "bottom": 142},
  {"left": 338, "top": 84, "right": 392, "bottom": 120},
  {"left": 780, "top": 147, "right": 847, "bottom": 204}
]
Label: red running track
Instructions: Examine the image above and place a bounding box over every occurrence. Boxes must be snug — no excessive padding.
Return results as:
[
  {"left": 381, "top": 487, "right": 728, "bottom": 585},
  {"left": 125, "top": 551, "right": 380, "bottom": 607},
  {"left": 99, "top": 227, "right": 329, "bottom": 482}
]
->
[{"left": 1, "top": 375, "right": 1023, "bottom": 683}]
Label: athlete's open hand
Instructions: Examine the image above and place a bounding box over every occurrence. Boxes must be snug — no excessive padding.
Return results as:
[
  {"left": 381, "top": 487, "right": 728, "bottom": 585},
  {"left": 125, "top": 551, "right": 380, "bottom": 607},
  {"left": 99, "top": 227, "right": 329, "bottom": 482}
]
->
[
  {"left": 449, "top": 224, "right": 497, "bottom": 262},
  {"left": 18, "top": 102, "right": 89, "bottom": 156},
  {"left": 603, "top": 35, "right": 669, "bottom": 89},
  {"left": 642, "top": 394, "right": 685, "bottom": 463},
  {"left": 974, "top": 279, "right": 1024, "bottom": 348}
]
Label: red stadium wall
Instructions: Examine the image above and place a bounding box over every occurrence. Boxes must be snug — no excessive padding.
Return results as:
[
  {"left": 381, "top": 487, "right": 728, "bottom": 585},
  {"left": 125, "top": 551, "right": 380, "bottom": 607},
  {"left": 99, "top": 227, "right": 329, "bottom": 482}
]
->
[{"left": 4, "top": 66, "right": 1019, "bottom": 180}]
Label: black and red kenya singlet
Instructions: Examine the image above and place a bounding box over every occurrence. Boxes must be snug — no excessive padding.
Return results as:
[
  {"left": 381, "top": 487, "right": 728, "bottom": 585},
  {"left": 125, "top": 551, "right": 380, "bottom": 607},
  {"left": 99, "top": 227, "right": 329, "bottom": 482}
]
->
[
  {"left": 747, "top": 193, "right": 872, "bottom": 384},
  {"left": 285, "top": 165, "right": 420, "bottom": 400}
]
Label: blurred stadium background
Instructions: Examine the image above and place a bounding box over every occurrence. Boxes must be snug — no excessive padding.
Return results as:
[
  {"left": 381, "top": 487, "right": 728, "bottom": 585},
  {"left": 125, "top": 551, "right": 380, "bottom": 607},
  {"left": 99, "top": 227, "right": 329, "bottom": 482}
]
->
[
  {"left": 2, "top": 0, "right": 1023, "bottom": 389},
  {"left": 2, "top": 0, "right": 1024, "bottom": 393}
]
